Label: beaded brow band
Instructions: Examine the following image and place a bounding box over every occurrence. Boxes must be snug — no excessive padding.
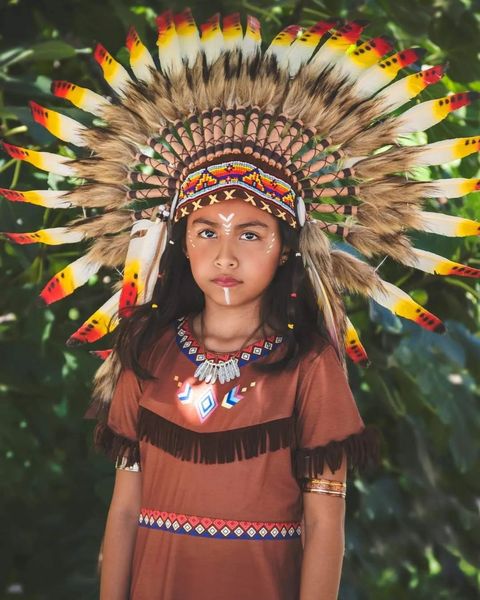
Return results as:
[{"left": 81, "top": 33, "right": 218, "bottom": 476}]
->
[
  {"left": 174, "top": 160, "right": 299, "bottom": 225},
  {"left": 303, "top": 478, "right": 346, "bottom": 498}
]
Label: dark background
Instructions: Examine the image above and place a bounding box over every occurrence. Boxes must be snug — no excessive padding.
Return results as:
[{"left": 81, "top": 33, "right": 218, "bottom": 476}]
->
[{"left": 0, "top": 0, "right": 479, "bottom": 598}]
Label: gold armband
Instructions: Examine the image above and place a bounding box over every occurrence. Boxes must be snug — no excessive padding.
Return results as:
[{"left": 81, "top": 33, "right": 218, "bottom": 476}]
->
[{"left": 303, "top": 478, "right": 346, "bottom": 498}]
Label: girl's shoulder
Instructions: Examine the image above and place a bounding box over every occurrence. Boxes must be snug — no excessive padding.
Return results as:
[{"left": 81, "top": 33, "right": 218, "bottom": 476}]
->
[
  {"left": 300, "top": 332, "right": 336, "bottom": 368},
  {"left": 294, "top": 334, "right": 351, "bottom": 389}
]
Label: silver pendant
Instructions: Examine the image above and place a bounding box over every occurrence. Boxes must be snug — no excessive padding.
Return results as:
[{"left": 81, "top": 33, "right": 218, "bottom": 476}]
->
[
  {"left": 218, "top": 364, "right": 226, "bottom": 385},
  {"left": 194, "top": 357, "right": 240, "bottom": 384}
]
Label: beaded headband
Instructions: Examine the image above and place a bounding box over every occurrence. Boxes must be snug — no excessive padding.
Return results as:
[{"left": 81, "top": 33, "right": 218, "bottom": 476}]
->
[{"left": 173, "top": 159, "right": 301, "bottom": 229}]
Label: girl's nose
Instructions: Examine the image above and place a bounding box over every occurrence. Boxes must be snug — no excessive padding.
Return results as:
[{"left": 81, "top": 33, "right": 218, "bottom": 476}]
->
[{"left": 214, "top": 239, "right": 238, "bottom": 269}]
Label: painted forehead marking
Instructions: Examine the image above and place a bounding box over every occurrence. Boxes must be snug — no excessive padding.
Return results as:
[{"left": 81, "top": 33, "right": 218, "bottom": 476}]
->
[{"left": 219, "top": 212, "right": 235, "bottom": 235}]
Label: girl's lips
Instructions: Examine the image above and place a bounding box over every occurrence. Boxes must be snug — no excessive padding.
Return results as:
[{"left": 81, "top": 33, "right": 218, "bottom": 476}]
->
[{"left": 212, "top": 277, "right": 241, "bottom": 287}]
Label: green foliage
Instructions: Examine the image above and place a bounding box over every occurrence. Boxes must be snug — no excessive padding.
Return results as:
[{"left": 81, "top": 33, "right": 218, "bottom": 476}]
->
[{"left": 0, "top": 0, "right": 479, "bottom": 598}]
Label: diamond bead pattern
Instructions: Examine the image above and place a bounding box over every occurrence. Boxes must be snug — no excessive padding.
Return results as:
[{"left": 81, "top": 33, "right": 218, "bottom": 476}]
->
[{"left": 139, "top": 509, "right": 302, "bottom": 541}]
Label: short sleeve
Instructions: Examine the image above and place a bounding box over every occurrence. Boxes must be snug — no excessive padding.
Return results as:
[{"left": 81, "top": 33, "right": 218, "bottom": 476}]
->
[
  {"left": 89, "top": 367, "right": 144, "bottom": 469},
  {"left": 294, "top": 344, "right": 380, "bottom": 478}
]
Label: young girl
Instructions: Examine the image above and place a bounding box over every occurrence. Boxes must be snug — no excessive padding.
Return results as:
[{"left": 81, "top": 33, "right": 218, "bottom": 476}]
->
[
  {"left": 93, "top": 194, "right": 378, "bottom": 600},
  {"left": 5, "top": 7, "right": 476, "bottom": 600}
]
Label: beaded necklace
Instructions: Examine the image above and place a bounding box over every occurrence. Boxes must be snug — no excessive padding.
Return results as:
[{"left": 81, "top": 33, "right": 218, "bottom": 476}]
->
[{"left": 175, "top": 316, "right": 285, "bottom": 384}]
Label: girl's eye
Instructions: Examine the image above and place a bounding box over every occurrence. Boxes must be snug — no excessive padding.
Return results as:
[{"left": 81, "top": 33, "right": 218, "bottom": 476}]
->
[
  {"left": 240, "top": 231, "right": 260, "bottom": 241},
  {"left": 199, "top": 229, "right": 217, "bottom": 238},
  {"left": 197, "top": 230, "right": 260, "bottom": 241}
]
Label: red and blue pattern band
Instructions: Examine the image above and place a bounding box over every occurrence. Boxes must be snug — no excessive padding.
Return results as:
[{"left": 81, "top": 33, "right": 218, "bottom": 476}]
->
[
  {"left": 173, "top": 159, "right": 300, "bottom": 228},
  {"left": 139, "top": 508, "right": 302, "bottom": 540},
  {"left": 176, "top": 317, "right": 284, "bottom": 368}
]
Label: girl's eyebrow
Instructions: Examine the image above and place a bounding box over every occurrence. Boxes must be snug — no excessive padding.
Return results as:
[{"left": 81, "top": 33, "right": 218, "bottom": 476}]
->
[{"left": 191, "top": 217, "right": 269, "bottom": 229}]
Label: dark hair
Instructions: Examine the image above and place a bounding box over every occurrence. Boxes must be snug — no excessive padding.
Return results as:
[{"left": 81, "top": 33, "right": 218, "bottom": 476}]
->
[{"left": 114, "top": 217, "right": 329, "bottom": 379}]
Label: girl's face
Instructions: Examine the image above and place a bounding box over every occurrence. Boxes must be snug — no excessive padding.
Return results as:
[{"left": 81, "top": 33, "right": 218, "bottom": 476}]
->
[{"left": 185, "top": 198, "right": 286, "bottom": 308}]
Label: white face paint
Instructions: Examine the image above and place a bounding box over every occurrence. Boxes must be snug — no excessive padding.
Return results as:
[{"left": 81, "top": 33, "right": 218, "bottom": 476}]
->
[
  {"left": 220, "top": 214, "right": 236, "bottom": 304},
  {"left": 219, "top": 212, "right": 235, "bottom": 236},
  {"left": 187, "top": 231, "right": 196, "bottom": 248},
  {"left": 223, "top": 287, "right": 231, "bottom": 305},
  {"left": 266, "top": 232, "right": 276, "bottom": 254}
]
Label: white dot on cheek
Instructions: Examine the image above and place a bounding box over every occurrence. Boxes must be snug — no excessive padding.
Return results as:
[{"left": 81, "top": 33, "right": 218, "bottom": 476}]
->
[
  {"left": 266, "top": 232, "right": 276, "bottom": 255},
  {"left": 187, "top": 231, "right": 196, "bottom": 248}
]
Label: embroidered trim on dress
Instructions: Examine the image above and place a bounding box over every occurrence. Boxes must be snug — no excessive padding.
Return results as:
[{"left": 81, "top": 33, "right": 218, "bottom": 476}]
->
[
  {"left": 139, "top": 508, "right": 302, "bottom": 540},
  {"left": 175, "top": 317, "right": 284, "bottom": 368},
  {"left": 137, "top": 406, "right": 295, "bottom": 464}
]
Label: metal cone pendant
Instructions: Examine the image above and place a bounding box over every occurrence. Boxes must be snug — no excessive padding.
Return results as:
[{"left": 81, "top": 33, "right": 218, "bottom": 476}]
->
[{"left": 194, "top": 357, "right": 240, "bottom": 384}]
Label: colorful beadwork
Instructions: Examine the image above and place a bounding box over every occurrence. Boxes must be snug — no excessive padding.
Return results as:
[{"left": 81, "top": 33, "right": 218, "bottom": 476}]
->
[
  {"left": 175, "top": 317, "right": 284, "bottom": 369},
  {"left": 175, "top": 160, "right": 298, "bottom": 228},
  {"left": 139, "top": 508, "right": 302, "bottom": 540}
]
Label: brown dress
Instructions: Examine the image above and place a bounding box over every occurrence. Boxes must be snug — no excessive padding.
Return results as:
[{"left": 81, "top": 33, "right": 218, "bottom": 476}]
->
[{"left": 92, "top": 317, "right": 379, "bottom": 600}]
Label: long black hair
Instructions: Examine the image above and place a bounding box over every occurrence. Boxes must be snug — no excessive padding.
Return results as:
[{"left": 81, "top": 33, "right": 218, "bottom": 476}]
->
[{"left": 114, "top": 217, "right": 329, "bottom": 379}]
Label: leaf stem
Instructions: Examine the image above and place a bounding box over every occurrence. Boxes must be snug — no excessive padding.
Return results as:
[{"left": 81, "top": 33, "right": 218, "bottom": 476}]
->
[
  {"left": 10, "top": 159, "right": 21, "bottom": 188},
  {"left": 4, "top": 125, "right": 27, "bottom": 137},
  {"left": 0, "top": 158, "right": 16, "bottom": 173}
]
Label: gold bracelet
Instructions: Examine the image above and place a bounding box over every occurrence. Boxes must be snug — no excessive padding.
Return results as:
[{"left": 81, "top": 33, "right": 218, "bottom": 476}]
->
[{"left": 303, "top": 478, "right": 346, "bottom": 498}]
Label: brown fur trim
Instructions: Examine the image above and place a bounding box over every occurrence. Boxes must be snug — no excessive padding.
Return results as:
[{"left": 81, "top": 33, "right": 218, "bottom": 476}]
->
[
  {"left": 137, "top": 407, "right": 296, "bottom": 464},
  {"left": 69, "top": 211, "right": 132, "bottom": 238},
  {"left": 346, "top": 226, "right": 414, "bottom": 262},
  {"left": 82, "top": 127, "right": 137, "bottom": 164},
  {"left": 73, "top": 158, "right": 129, "bottom": 185},
  {"left": 101, "top": 100, "right": 151, "bottom": 144},
  {"left": 120, "top": 81, "right": 168, "bottom": 133},
  {"left": 169, "top": 67, "right": 197, "bottom": 118},
  {"left": 189, "top": 58, "right": 212, "bottom": 111},
  {"left": 295, "top": 425, "right": 381, "bottom": 477},
  {"left": 281, "top": 68, "right": 315, "bottom": 120},
  {"left": 144, "top": 70, "right": 179, "bottom": 122},
  {"left": 85, "top": 233, "right": 130, "bottom": 268},
  {"left": 358, "top": 177, "right": 430, "bottom": 207},
  {"left": 294, "top": 67, "right": 361, "bottom": 136},
  {"left": 354, "top": 147, "right": 420, "bottom": 179},
  {"left": 328, "top": 99, "right": 382, "bottom": 147},
  {"left": 65, "top": 183, "right": 128, "bottom": 210},
  {"left": 299, "top": 221, "right": 347, "bottom": 360},
  {"left": 330, "top": 250, "right": 380, "bottom": 295},
  {"left": 341, "top": 117, "right": 398, "bottom": 156},
  {"left": 93, "top": 423, "right": 140, "bottom": 467},
  {"left": 356, "top": 203, "right": 422, "bottom": 234}
]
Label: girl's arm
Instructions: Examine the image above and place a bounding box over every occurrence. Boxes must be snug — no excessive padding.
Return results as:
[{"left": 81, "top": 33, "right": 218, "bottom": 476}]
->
[
  {"left": 299, "top": 454, "right": 347, "bottom": 600},
  {"left": 99, "top": 469, "right": 142, "bottom": 600}
]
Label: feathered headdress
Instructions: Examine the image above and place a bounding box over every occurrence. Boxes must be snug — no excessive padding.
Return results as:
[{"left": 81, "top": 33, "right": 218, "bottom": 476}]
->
[{"left": 2, "top": 10, "right": 480, "bottom": 374}]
